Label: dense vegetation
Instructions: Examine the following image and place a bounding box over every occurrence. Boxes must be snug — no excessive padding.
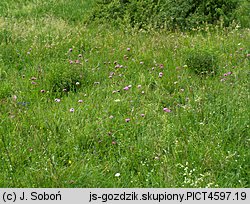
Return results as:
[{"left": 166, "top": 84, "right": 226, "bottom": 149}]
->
[
  {"left": 0, "top": 0, "right": 249, "bottom": 187},
  {"left": 90, "top": 0, "right": 250, "bottom": 30}
]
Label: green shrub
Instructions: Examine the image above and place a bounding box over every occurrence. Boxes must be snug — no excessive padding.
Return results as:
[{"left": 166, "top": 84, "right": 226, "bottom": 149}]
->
[
  {"left": 89, "top": 0, "right": 245, "bottom": 30},
  {"left": 184, "top": 48, "right": 218, "bottom": 75},
  {"left": 46, "top": 64, "right": 87, "bottom": 96}
]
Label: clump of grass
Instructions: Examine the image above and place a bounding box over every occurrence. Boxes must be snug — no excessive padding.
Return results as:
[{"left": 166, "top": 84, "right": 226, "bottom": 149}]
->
[
  {"left": 184, "top": 48, "right": 218, "bottom": 76},
  {"left": 46, "top": 63, "right": 87, "bottom": 96}
]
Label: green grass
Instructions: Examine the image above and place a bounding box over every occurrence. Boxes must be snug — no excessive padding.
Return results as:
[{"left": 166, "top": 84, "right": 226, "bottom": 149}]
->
[{"left": 0, "top": 0, "right": 249, "bottom": 188}]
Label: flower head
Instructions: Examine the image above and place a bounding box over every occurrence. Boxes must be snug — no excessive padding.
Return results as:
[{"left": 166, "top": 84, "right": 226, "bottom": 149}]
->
[
  {"left": 115, "top": 173, "right": 120, "bottom": 177},
  {"left": 123, "top": 86, "right": 129, "bottom": 91},
  {"left": 69, "top": 108, "right": 74, "bottom": 113},
  {"left": 125, "top": 118, "right": 130, "bottom": 122},
  {"left": 163, "top": 108, "right": 171, "bottom": 113},
  {"left": 55, "top": 98, "right": 61, "bottom": 103}
]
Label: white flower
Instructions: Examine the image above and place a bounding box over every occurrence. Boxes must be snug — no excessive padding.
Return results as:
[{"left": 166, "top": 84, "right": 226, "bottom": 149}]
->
[{"left": 115, "top": 173, "right": 120, "bottom": 177}]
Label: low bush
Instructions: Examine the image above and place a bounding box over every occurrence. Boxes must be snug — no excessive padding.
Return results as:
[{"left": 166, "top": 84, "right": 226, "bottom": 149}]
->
[{"left": 89, "top": 0, "right": 248, "bottom": 30}]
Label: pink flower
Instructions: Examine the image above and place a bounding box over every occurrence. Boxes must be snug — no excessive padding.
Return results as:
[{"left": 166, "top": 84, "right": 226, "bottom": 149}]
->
[
  {"left": 55, "top": 98, "right": 61, "bottom": 102},
  {"left": 141, "top": 114, "right": 145, "bottom": 117},
  {"left": 159, "top": 64, "right": 164, "bottom": 69},
  {"left": 78, "top": 100, "right": 83, "bottom": 103},
  {"left": 125, "top": 118, "right": 130, "bottom": 122},
  {"left": 159, "top": 72, "right": 163, "bottom": 78},
  {"left": 127, "top": 48, "right": 131, "bottom": 51},
  {"left": 163, "top": 108, "right": 171, "bottom": 113},
  {"left": 123, "top": 86, "right": 129, "bottom": 90}
]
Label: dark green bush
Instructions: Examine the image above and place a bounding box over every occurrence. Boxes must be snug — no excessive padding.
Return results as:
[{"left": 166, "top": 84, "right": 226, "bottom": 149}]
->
[
  {"left": 88, "top": 0, "right": 247, "bottom": 30},
  {"left": 46, "top": 64, "right": 87, "bottom": 96},
  {"left": 184, "top": 48, "right": 218, "bottom": 75}
]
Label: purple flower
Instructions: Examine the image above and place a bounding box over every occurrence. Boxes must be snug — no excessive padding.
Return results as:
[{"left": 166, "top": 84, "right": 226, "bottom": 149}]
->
[
  {"left": 159, "top": 64, "right": 164, "bottom": 69},
  {"left": 125, "top": 118, "right": 130, "bottom": 122},
  {"left": 159, "top": 72, "right": 163, "bottom": 78},
  {"left": 141, "top": 114, "right": 145, "bottom": 117},
  {"left": 69, "top": 60, "right": 73, "bottom": 64},
  {"left": 163, "top": 108, "right": 171, "bottom": 113},
  {"left": 223, "top": 73, "right": 228, "bottom": 77},
  {"left": 123, "top": 86, "right": 129, "bottom": 91},
  {"left": 127, "top": 48, "right": 131, "bottom": 51},
  {"left": 69, "top": 108, "right": 74, "bottom": 112},
  {"left": 227, "top": 71, "right": 232, "bottom": 75}
]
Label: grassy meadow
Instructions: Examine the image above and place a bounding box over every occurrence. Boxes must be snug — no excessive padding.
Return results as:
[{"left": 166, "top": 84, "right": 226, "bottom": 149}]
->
[{"left": 0, "top": 0, "right": 249, "bottom": 187}]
